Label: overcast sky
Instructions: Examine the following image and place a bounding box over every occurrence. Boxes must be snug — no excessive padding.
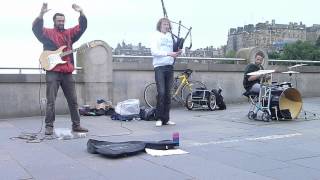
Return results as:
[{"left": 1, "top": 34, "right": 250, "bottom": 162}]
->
[{"left": 0, "top": 0, "right": 319, "bottom": 68}]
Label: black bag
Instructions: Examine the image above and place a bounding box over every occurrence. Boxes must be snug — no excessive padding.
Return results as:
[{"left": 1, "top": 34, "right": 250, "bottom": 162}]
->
[
  {"left": 211, "top": 89, "right": 226, "bottom": 110},
  {"left": 140, "top": 107, "right": 156, "bottom": 121},
  {"left": 87, "top": 139, "right": 146, "bottom": 158},
  {"left": 94, "top": 108, "right": 106, "bottom": 116},
  {"left": 110, "top": 113, "right": 140, "bottom": 121},
  {"left": 87, "top": 139, "right": 178, "bottom": 158},
  {"left": 105, "top": 107, "right": 115, "bottom": 115},
  {"left": 145, "top": 140, "right": 177, "bottom": 150},
  {"left": 173, "top": 38, "right": 185, "bottom": 52},
  {"left": 79, "top": 106, "right": 96, "bottom": 116}
]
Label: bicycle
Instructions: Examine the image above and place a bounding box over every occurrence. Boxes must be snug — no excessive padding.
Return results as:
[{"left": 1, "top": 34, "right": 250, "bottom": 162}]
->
[{"left": 144, "top": 69, "right": 206, "bottom": 108}]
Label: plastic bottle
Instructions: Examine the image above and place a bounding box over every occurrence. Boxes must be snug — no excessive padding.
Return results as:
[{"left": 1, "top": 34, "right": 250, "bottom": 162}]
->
[{"left": 172, "top": 132, "right": 179, "bottom": 146}]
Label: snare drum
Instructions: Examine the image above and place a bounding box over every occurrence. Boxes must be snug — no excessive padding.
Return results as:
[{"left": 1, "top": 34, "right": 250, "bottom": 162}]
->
[{"left": 279, "top": 82, "right": 292, "bottom": 88}]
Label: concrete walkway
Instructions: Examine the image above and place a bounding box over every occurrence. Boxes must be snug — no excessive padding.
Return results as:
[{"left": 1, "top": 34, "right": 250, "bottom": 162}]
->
[{"left": 1, "top": 97, "right": 320, "bottom": 180}]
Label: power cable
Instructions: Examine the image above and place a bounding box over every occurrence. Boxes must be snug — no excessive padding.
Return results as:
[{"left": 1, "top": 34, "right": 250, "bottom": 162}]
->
[{"left": 10, "top": 65, "right": 56, "bottom": 143}]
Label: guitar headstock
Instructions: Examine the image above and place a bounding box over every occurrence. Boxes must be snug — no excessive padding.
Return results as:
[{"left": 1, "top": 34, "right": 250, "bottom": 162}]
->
[
  {"left": 78, "top": 41, "right": 104, "bottom": 54},
  {"left": 86, "top": 40, "right": 103, "bottom": 48}
]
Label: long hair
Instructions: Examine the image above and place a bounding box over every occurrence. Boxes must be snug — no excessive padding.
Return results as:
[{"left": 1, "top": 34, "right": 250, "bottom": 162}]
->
[{"left": 156, "top": 18, "right": 171, "bottom": 32}]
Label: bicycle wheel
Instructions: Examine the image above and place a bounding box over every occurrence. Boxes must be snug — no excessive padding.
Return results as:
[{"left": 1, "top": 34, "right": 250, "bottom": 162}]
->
[
  {"left": 185, "top": 93, "right": 194, "bottom": 110},
  {"left": 171, "top": 79, "right": 184, "bottom": 104},
  {"left": 144, "top": 83, "right": 157, "bottom": 108},
  {"left": 248, "top": 111, "right": 257, "bottom": 120},
  {"left": 208, "top": 93, "right": 217, "bottom": 111},
  {"left": 181, "top": 81, "right": 207, "bottom": 101}
]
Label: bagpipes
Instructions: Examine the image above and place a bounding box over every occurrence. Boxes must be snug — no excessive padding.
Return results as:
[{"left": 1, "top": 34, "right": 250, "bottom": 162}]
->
[{"left": 161, "top": 0, "right": 192, "bottom": 52}]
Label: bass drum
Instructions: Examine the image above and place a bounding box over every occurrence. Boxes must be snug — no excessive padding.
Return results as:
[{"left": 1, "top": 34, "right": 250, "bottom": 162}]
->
[{"left": 270, "top": 87, "right": 302, "bottom": 119}]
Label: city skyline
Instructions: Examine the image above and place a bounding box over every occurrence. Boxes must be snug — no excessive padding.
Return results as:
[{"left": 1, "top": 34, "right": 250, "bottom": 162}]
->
[
  {"left": 0, "top": 0, "right": 319, "bottom": 67},
  {"left": 226, "top": 19, "right": 320, "bottom": 53}
]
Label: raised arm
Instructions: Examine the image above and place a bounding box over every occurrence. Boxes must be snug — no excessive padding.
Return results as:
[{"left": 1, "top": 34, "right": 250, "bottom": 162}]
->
[
  {"left": 32, "top": 3, "right": 51, "bottom": 43},
  {"left": 70, "top": 4, "right": 87, "bottom": 43},
  {"left": 72, "top": 4, "right": 85, "bottom": 16}
]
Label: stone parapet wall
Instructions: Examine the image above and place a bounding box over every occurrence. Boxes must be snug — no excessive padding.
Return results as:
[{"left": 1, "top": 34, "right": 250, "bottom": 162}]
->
[{"left": 1, "top": 40, "right": 319, "bottom": 118}]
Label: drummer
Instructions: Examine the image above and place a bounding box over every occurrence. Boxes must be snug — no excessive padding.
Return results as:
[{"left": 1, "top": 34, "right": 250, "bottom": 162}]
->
[{"left": 243, "top": 51, "right": 265, "bottom": 94}]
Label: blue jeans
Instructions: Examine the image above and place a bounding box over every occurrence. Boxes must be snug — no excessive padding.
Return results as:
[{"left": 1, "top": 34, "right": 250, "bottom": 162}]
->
[
  {"left": 45, "top": 71, "right": 80, "bottom": 128},
  {"left": 249, "top": 83, "right": 261, "bottom": 94},
  {"left": 154, "top": 65, "right": 173, "bottom": 124}
]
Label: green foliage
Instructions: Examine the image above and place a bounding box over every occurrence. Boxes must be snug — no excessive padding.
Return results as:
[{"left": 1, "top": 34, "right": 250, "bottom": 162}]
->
[
  {"left": 270, "top": 40, "right": 320, "bottom": 61},
  {"left": 223, "top": 50, "right": 237, "bottom": 64},
  {"left": 225, "top": 50, "right": 236, "bottom": 58},
  {"left": 268, "top": 51, "right": 281, "bottom": 59},
  {"left": 316, "top": 36, "right": 320, "bottom": 47},
  {"left": 281, "top": 40, "right": 320, "bottom": 60}
]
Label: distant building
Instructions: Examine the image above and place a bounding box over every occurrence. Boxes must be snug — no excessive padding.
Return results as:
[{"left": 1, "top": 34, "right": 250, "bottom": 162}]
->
[
  {"left": 113, "top": 41, "right": 225, "bottom": 57},
  {"left": 226, "top": 20, "right": 320, "bottom": 53},
  {"left": 184, "top": 46, "right": 225, "bottom": 58},
  {"left": 306, "top": 24, "right": 320, "bottom": 42},
  {"left": 113, "top": 41, "right": 151, "bottom": 56}
]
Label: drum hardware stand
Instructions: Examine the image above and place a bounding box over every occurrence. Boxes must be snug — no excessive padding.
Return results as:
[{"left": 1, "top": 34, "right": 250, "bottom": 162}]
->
[
  {"left": 247, "top": 72, "right": 274, "bottom": 122},
  {"left": 272, "top": 106, "right": 279, "bottom": 121},
  {"left": 246, "top": 70, "right": 302, "bottom": 122},
  {"left": 287, "top": 72, "right": 297, "bottom": 89},
  {"left": 301, "top": 109, "right": 319, "bottom": 121},
  {"left": 287, "top": 63, "right": 306, "bottom": 88}
]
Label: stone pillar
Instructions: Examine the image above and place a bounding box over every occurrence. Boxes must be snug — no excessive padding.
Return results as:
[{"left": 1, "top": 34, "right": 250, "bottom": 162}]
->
[
  {"left": 76, "top": 40, "right": 113, "bottom": 105},
  {"left": 236, "top": 47, "right": 269, "bottom": 67}
]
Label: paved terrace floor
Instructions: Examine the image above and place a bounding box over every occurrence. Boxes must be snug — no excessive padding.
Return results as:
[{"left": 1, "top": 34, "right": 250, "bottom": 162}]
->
[{"left": 1, "top": 97, "right": 320, "bottom": 180}]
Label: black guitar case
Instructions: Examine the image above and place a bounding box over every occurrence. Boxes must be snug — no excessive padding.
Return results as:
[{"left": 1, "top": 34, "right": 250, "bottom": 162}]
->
[{"left": 87, "top": 139, "right": 178, "bottom": 158}]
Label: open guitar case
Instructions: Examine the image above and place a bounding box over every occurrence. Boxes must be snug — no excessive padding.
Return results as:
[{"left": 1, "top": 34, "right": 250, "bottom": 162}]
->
[{"left": 87, "top": 139, "right": 178, "bottom": 158}]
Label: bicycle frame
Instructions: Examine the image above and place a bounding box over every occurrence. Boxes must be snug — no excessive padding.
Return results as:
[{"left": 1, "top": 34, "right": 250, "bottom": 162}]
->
[
  {"left": 144, "top": 69, "right": 206, "bottom": 108},
  {"left": 172, "top": 74, "right": 190, "bottom": 98}
]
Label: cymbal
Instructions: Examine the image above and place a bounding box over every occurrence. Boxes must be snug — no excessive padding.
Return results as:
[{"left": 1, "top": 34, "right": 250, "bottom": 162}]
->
[
  {"left": 247, "top": 70, "right": 275, "bottom": 76},
  {"left": 288, "top": 64, "right": 307, "bottom": 69},
  {"left": 282, "top": 71, "right": 300, "bottom": 74}
]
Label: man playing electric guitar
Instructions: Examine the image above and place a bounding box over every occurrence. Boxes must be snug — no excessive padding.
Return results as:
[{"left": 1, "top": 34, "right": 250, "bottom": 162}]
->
[{"left": 32, "top": 3, "right": 88, "bottom": 135}]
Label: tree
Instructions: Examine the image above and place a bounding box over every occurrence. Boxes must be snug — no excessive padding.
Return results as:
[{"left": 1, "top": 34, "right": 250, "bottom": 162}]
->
[
  {"left": 280, "top": 40, "right": 320, "bottom": 60},
  {"left": 225, "top": 50, "right": 236, "bottom": 58},
  {"left": 268, "top": 51, "right": 281, "bottom": 59}
]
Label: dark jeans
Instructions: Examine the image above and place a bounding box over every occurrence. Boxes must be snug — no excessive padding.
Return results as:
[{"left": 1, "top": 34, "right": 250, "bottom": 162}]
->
[
  {"left": 154, "top": 65, "right": 174, "bottom": 124},
  {"left": 45, "top": 71, "right": 80, "bottom": 128},
  {"left": 249, "top": 83, "right": 261, "bottom": 94}
]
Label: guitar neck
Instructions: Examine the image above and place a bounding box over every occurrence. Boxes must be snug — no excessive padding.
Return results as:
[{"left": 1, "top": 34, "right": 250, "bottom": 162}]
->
[{"left": 60, "top": 44, "right": 89, "bottom": 57}]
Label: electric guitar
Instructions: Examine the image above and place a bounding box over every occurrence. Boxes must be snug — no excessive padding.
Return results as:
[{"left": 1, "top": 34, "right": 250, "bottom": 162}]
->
[{"left": 39, "top": 41, "right": 100, "bottom": 71}]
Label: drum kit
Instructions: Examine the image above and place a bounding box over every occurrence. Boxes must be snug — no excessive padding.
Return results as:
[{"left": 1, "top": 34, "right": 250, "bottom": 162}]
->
[{"left": 246, "top": 64, "right": 305, "bottom": 121}]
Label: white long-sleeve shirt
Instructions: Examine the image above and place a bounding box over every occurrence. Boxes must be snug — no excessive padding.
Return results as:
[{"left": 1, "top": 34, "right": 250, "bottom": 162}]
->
[{"left": 150, "top": 31, "right": 174, "bottom": 68}]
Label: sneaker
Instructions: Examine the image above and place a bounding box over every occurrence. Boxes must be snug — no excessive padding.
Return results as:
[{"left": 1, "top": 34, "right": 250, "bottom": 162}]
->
[
  {"left": 166, "top": 121, "right": 176, "bottom": 125},
  {"left": 156, "top": 120, "right": 162, "bottom": 127},
  {"left": 45, "top": 127, "right": 54, "bottom": 135},
  {"left": 72, "top": 126, "right": 89, "bottom": 133}
]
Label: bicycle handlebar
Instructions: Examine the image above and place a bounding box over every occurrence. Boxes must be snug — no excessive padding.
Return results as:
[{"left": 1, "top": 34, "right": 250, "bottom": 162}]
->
[
  {"left": 182, "top": 69, "right": 193, "bottom": 78},
  {"left": 174, "top": 69, "right": 193, "bottom": 80}
]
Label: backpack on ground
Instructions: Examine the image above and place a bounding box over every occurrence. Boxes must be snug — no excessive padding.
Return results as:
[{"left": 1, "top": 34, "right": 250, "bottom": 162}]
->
[
  {"left": 140, "top": 107, "right": 156, "bottom": 121},
  {"left": 211, "top": 88, "right": 226, "bottom": 110}
]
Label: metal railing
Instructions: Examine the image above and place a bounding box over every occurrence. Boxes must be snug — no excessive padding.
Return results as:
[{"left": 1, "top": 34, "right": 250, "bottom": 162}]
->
[
  {"left": 269, "top": 59, "right": 320, "bottom": 64},
  {"left": 2, "top": 56, "right": 320, "bottom": 74},
  {"left": 112, "top": 55, "right": 246, "bottom": 64},
  {"left": 0, "top": 67, "right": 83, "bottom": 74}
]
